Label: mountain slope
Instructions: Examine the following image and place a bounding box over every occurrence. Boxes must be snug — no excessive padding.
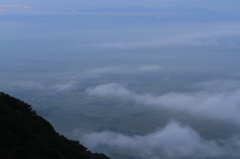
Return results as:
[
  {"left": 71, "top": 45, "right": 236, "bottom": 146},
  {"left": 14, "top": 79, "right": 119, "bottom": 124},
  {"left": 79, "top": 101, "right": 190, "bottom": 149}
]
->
[{"left": 0, "top": 92, "right": 110, "bottom": 159}]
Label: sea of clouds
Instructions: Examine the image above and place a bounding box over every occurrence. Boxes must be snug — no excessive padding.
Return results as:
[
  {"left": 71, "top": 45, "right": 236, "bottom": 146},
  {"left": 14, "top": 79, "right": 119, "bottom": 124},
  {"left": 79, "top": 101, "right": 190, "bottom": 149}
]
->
[{"left": 77, "top": 81, "right": 240, "bottom": 159}]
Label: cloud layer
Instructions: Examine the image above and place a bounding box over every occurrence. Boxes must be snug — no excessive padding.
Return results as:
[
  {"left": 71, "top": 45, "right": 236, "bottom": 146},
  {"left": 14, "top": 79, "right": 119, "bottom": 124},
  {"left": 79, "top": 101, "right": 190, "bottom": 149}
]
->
[
  {"left": 0, "top": 4, "right": 31, "bottom": 12},
  {"left": 87, "top": 83, "right": 240, "bottom": 124},
  {"left": 87, "top": 65, "right": 162, "bottom": 75},
  {"left": 12, "top": 81, "right": 76, "bottom": 92},
  {"left": 80, "top": 122, "right": 240, "bottom": 159},
  {"left": 93, "top": 31, "right": 240, "bottom": 49},
  {"left": 7, "top": 65, "right": 161, "bottom": 92}
]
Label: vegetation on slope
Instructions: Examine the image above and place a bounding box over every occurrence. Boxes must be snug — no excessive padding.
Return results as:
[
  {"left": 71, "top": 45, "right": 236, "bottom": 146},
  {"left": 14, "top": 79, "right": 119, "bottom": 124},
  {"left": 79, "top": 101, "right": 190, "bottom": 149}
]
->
[{"left": 0, "top": 92, "right": 110, "bottom": 159}]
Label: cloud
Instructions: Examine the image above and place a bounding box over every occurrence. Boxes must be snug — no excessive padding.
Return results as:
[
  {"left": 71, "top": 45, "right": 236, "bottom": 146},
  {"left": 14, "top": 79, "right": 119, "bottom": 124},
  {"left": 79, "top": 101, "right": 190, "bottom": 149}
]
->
[
  {"left": 13, "top": 81, "right": 46, "bottom": 90},
  {"left": 87, "top": 83, "right": 240, "bottom": 124},
  {"left": 0, "top": 5, "right": 21, "bottom": 8},
  {"left": 194, "top": 80, "right": 240, "bottom": 92},
  {"left": 87, "top": 65, "right": 161, "bottom": 76},
  {"left": 23, "top": 6, "right": 31, "bottom": 9},
  {"left": 79, "top": 122, "right": 239, "bottom": 159},
  {"left": 12, "top": 80, "right": 76, "bottom": 92},
  {"left": 93, "top": 31, "right": 240, "bottom": 49},
  {"left": 48, "top": 66, "right": 162, "bottom": 81},
  {"left": 53, "top": 81, "right": 77, "bottom": 91},
  {"left": 0, "top": 4, "right": 31, "bottom": 11},
  {"left": 5, "top": 65, "right": 161, "bottom": 93}
]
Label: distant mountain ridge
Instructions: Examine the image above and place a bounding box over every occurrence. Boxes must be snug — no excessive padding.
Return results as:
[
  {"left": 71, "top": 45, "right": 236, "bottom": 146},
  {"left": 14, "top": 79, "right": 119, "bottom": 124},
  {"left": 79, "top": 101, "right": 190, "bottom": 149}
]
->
[{"left": 0, "top": 92, "right": 110, "bottom": 159}]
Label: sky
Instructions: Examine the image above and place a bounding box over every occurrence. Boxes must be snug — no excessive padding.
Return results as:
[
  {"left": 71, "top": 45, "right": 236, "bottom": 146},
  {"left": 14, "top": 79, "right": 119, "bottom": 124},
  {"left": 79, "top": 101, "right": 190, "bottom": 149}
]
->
[
  {"left": 1, "top": 1, "right": 240, "bottom": 159},
  {"left": 1, "top": 0, "right": 240, "bottom": 13}
]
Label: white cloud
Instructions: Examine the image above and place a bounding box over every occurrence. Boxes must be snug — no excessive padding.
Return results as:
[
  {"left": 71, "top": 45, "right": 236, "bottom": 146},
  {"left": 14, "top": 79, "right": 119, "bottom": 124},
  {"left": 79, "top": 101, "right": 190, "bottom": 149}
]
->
[
  {"left": 87, "top": 83, "right": 240, "bottom": 124},
  {"left": 53, "top": 81, "right": 76, "bottom": 91},
  {"left": 79, "top": 122, "right": 238, "bottom": 159}
]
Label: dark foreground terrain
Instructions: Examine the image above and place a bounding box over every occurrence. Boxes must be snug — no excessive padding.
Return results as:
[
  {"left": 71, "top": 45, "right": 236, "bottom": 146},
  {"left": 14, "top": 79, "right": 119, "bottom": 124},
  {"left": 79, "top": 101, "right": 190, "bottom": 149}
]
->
[{"left": 0, "top": 92, "right": 110, "bottom": 159}]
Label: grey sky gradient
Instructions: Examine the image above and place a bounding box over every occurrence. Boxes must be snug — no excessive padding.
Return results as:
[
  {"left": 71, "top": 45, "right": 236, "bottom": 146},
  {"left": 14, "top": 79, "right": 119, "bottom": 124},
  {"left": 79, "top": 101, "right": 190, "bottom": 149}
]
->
[{"left": 1, "top": 0, "right": 240, "bottom": 13}]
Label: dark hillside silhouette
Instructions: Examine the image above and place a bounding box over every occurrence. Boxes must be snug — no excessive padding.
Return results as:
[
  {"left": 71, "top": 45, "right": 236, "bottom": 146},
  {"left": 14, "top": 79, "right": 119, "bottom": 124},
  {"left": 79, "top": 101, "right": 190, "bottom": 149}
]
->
[{"left": 0, "top": 92, "right": 110, "bottom": 159}]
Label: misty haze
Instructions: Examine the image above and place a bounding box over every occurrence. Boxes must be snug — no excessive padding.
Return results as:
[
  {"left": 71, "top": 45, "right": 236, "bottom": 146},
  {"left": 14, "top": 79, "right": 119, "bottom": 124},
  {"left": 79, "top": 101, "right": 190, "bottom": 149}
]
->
[{"left": 1, "top": 1, "right": 240, "bottom": 159}]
